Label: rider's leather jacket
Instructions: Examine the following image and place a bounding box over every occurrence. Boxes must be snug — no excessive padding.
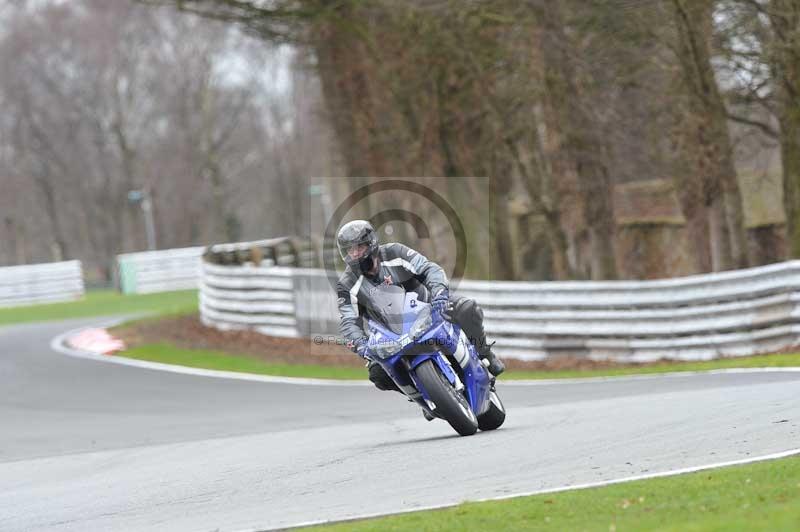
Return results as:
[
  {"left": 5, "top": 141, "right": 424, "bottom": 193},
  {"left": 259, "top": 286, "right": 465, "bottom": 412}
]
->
[{"left": 336, "top": 242, "right": 448, "bottom": 352}]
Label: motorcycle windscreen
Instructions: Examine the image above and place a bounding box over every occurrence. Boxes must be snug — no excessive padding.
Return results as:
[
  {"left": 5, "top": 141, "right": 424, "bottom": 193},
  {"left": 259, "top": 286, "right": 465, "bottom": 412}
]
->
[{"left": 367, "top": 284, "right": 408, "bottom": 335}]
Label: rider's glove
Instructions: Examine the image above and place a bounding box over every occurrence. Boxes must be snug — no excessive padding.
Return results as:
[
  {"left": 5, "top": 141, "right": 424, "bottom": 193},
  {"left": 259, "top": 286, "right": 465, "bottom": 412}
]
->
[
  {"left": 431, "top": 288, "right": 451, "bottom": 319},
  {"left": 351, "top": 337, "right": 371, "bottom": 360}
]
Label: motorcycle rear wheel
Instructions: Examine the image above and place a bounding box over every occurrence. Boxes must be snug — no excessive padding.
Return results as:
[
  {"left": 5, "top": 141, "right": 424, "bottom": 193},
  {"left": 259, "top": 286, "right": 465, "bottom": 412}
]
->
[{"left": 415, "top": 359, "right": 478, "bottom": 436}]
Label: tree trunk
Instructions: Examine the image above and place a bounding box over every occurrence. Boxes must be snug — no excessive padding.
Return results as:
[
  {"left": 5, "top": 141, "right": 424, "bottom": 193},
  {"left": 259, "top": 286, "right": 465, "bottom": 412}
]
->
[
  {"left": 783, "top": 112, "right": 800, "bottom": 256},
  {"left": 507, "top": 136, "right": 573, "bottom": 280},
  {"left": 747, "top": 225, "right": 786, "bottom": 266},
  {"left": 674, "top": 150, "right": 712, "bottom": 272},
  {"left": 771, "top": 0, "right": 800, "bottom": 257},
  {"left": 491, "top": 172, "right": 517, "bottom": 280},
  {"left": 3, "top": 217, "right": 26, "bottom": 265},
  {"left": 538, "top": 2, "right": 618, "bottom": 279},
  {"left": 310, "top": 12, "right": 391, "bottom": 221},
  {"left": 310, "top": 8, "right": 393, "bottom": 179},
  {"left": 35, "top": 171, "right": 70, "bottom": 261},
  {"left": 671, "top": 0, "right": 748, "bottom": 271},
  {"left": 708, "top": 194, "right": 731, "bottom": 271}
]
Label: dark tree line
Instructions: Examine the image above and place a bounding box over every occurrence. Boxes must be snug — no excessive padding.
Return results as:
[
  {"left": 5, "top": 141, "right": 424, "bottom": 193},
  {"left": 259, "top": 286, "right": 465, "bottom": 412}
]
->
[
  {"left": 2, "top": 0, "right": 798, "bottom": 282},
  {"left": 143, "top": 0, "right": 798, "bottom": 280},
  {"left": 0, "top": 0, "right": 335, "bottom": 282}
]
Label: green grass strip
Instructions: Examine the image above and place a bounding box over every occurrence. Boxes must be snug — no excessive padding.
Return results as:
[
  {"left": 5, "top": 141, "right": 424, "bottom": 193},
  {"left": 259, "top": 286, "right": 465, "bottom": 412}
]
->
[
  {"left": 121, "top": 343, "right": 367, "bottom": 380},
  {"left": 303, "top": 455, "right": 800, "bottom": 531},
  {"left": 0, "top": 289, "right": 198, "bottom": 326},
  {"left": 115, "top": 338, "right": 800, "bottom": 382}
]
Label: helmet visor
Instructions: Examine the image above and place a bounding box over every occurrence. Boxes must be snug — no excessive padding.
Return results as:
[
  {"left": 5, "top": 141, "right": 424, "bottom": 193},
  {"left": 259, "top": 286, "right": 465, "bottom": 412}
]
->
[{"left": 338, "top": 236, "right": 372, "bottom": 263}]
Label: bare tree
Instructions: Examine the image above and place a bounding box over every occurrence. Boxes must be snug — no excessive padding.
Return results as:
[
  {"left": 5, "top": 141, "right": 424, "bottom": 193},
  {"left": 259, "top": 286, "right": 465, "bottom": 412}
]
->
[
  {"left": 0, "top": 0, "right": 311, "bottom": 279},
  {"left": 729, "top": 0, "right": 800, "bottom": 256},
  {"left": 667, "top": 0, "right": 749, "bottom": 270}
]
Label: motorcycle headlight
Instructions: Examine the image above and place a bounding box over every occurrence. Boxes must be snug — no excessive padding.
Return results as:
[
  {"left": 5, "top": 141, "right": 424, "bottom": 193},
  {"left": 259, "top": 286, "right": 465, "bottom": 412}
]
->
[
  {"left": 373, "top": 338, "right": 402, "bottom": 360},
  {"left": 409, "top": 306, "right": 433, "bottom": 340}
]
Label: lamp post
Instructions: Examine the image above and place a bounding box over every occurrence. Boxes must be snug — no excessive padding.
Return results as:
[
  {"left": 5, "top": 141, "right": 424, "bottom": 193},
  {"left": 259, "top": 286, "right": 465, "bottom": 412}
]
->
[
  {"left": 127, "top": 189, "right": 157, "bottom": 251},
  {"left": 308, "top": 183, "right": 333, "bottom": 266},
  {"left": 308, "top": 183, "right": 332, "bottom": 229}
]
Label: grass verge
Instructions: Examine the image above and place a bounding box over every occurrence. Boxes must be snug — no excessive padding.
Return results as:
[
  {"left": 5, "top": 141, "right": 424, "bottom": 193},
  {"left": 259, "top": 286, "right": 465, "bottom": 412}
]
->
[
  {"left": 122, "top": 343, "right": 366, "bottom": 380},
  {"left": 112, "top": 339, "right": 800, "bottom": 381},
  {"left": 0, "top": 289, "right": 198, "bottom": 326},
  {"left": 301, "top": 455, "right": 800, "bottom": 531}
]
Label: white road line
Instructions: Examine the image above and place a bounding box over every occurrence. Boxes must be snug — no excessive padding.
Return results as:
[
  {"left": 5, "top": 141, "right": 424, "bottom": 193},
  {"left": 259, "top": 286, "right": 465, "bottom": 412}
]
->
[
  {"left": 50, "top": 324, "right": 372, "bottom": 387},
  {"left": 268, "top": 447, "right": 800, "bottom": 532},
  {"left": 50, "top": 322, "right": 800, "bottom": 388}
]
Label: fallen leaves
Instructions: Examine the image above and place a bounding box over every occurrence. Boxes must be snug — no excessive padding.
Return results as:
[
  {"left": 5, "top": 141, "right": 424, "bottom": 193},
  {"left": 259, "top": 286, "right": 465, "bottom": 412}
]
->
[{"left": 618, "top": 496, "right": 646, "bottom": 510}]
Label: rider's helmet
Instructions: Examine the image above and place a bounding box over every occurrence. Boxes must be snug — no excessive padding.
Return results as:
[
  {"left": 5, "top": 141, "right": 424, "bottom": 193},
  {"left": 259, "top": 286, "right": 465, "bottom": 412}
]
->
[{"left": 337, "top": 220, "right": 379, "bottom": 274}]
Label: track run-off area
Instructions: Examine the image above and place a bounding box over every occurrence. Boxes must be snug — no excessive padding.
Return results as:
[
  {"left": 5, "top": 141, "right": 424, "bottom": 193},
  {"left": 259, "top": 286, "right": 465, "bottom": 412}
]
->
[{"left": 1, "top": 317, "right": 799, "bottom": 531}]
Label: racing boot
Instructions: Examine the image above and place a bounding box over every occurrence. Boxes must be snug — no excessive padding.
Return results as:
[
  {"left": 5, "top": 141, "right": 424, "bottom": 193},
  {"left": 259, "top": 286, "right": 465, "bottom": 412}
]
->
[
  {"left": 368, "top": 360, "right": 402, "bottom": 392},
  {"left": 477, "top": 340, "right": 505, "bottom": 376},
  {"left": 422, "top": 408, "right": 435, "bottom": 421}
]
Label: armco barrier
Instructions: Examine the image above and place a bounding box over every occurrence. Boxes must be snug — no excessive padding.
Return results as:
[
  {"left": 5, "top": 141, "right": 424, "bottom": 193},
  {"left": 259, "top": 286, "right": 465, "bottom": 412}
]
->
[
  {"left": 199, "top": 237, "right": 321, "bottom": 337},
  {"left": 116, "top": 237, "right": 317, "bottom": 295},
  {"left": 0, "top": 260, "right": 84, "bottom": 307},
  {"left": 203, "top": 236, "right": 318, "bottom": 268},
  {"left": 117, "top": 247, "right": 204, "bottom": 294},
  {"left": 200, "top": 263, "right": 299, "bottom": 337},
  {"left": 199, "top": 258, "right": 800, "bottom": 362}
]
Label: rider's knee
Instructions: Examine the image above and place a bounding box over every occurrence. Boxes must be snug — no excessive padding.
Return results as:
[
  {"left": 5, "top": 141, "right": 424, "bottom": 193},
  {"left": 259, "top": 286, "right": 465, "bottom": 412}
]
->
[
  {"left": 451, "top": 297, "right": 484, "bottom": 340},
  {"left": 453, "top": 296, "right": 483, "bottom": 319}
]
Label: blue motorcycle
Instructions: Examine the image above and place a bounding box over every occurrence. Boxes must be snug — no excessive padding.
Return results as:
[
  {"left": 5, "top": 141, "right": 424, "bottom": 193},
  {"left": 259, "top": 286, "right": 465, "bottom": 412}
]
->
[{"left": 365, "top": 284, "right": 505, "bottom": 436}]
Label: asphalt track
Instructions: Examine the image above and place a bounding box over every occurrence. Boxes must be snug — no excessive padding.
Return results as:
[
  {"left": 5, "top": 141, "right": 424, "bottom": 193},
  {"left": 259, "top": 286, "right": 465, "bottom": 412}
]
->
[{"left": 1, "top": 318, "right": 799, "bottom": 531}]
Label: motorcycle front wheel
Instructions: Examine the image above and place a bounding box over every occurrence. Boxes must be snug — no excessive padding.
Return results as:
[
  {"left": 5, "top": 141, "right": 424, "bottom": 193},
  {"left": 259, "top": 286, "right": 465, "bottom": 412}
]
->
[
  {"left": 477, "top": 388, "right": 506, "bottom": 431},
  {"left": 415, "top": 359, "right": 478, "bottom": 436}
]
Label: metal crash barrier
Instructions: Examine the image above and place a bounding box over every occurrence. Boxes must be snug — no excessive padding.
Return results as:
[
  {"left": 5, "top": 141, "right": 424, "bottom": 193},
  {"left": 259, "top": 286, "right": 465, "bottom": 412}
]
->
[
  {"left": 200, "top": 244, "right": 800, "bottom": 362},
  {"left": 0, "top": 260, "right": 84, "bottom": 307}
]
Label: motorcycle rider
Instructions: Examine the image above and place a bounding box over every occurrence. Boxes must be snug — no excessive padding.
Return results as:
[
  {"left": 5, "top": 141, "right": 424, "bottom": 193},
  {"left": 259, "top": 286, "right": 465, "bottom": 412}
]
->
[{"left": 335, "top": 220, "right": 505, "bottom": 396}]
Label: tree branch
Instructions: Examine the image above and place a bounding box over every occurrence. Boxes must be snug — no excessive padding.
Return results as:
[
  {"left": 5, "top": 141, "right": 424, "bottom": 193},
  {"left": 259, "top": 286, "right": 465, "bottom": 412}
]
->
[{"left": 726, "top": 112, "right": 779, "bottom": 138}]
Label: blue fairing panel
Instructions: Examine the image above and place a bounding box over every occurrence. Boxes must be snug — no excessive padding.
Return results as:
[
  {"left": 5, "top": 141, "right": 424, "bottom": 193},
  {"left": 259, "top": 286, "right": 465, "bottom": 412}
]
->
[{"left": 365, "top": 287, "right": 494, "bottom": 417}]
